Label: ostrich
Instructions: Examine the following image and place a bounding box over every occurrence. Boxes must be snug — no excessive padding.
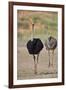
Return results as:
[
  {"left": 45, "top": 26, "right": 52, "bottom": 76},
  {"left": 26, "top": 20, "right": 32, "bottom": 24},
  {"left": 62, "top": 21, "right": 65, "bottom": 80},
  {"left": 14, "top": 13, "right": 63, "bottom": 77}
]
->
[
  {"left": 27, "top": 23, "right": 43, "bottom": 74},
  {"left": 45, "top": 36, "right": 57, "bottom": 67}
]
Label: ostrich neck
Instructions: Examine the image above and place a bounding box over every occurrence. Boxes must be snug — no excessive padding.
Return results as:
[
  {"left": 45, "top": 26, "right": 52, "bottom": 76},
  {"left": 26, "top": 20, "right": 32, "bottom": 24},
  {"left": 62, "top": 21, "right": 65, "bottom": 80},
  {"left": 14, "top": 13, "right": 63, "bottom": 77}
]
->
[{"left": 32, "top": 25, "right": 35, "bottom": 41}]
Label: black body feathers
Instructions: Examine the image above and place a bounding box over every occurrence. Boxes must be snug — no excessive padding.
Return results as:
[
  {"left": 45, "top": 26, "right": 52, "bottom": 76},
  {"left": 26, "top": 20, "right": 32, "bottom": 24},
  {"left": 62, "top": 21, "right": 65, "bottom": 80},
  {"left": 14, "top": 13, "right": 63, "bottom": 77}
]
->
[{"left": 27, "top": 38, "right": 43, "bottom": 54}]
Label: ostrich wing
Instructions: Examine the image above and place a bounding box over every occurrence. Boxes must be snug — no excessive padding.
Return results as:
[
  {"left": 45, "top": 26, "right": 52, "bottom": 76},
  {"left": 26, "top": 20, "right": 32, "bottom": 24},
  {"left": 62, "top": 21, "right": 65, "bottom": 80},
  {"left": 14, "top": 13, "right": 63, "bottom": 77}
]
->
[{"left": 45, "top": 38, "right": 57, "bottom": 50}]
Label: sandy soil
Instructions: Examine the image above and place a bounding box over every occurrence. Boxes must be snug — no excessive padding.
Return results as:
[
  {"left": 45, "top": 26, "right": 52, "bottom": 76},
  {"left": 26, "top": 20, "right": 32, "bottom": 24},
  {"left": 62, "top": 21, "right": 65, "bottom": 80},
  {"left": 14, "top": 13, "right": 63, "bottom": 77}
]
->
[{"left": 17, "top": 45, "right": 58, "bottom": 80}]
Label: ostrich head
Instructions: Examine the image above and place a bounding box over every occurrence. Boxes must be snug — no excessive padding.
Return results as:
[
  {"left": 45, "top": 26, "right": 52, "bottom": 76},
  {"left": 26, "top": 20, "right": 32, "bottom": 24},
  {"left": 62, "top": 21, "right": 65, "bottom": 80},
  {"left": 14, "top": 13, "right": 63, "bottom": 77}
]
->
[
  {"left": 32, "top": 23, "right": 34, "bottom": 27},
  {"left": 48, "top": 36, "right": 52, "bottom": 41}
]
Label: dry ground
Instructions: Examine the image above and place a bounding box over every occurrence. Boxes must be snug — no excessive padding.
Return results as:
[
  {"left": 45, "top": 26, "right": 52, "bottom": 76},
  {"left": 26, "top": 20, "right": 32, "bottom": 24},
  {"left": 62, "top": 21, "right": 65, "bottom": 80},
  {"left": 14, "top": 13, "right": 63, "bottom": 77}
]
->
[{"left": 17, "top": 46, "right": 58, "bottom": 80}]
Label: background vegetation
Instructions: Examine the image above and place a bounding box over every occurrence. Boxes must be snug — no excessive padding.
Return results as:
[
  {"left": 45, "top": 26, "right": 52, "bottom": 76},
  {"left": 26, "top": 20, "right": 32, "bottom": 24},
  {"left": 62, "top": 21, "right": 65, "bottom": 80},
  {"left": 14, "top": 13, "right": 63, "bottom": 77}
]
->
[{"left": 17, "top": 10, "right": 58, "bottom": 46}]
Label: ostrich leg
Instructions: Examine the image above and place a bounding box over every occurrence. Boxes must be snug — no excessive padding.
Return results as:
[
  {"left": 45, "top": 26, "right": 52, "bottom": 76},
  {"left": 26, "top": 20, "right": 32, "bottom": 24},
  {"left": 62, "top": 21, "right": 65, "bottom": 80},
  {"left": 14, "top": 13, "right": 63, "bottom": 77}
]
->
[
  {"left": 37, "top": 53, "right": 39, "bottom": 63},
  {"left": 52, "top": 50, "right": 54, "bottom": 66},
  {"left": 33, "top": 54, "right": 37, "bottom": 74},
  {"left": 48, "top": 50, "right": 50, "bottom": 67}
]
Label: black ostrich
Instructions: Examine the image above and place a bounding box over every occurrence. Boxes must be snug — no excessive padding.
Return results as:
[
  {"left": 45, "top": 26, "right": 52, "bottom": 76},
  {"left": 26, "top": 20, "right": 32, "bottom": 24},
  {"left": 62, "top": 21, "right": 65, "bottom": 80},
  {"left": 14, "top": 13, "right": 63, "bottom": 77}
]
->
[
  {"left": 27, "top": 24, "right": 43, "bottom": 74},
  {"left": 45, "top": 36, "right": 57, "bottom": 67}
]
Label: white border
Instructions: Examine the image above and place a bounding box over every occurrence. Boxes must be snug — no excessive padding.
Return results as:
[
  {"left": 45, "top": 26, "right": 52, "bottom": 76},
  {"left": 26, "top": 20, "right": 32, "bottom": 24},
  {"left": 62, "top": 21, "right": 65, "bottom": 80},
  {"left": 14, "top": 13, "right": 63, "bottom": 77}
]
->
[{"left": 13, "top": 5, "right": 62, "bottom": 85}]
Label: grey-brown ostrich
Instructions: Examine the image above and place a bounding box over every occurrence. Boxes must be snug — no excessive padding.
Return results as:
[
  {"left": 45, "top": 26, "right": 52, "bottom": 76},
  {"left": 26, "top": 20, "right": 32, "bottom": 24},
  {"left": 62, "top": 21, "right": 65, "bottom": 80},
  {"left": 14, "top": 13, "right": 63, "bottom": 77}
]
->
[
  {"left": 45, "top": 36, "right": 57, "bottom": 67},
  {"left": 27, "top": 23, "right": 43, "bottom": 74}
]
